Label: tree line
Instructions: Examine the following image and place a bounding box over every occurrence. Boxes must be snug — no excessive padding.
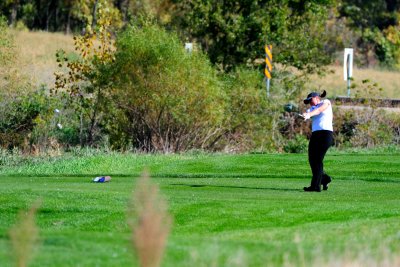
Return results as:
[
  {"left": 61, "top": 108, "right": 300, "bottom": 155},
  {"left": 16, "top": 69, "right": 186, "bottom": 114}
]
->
[{"left": 1, "top": 0, "right": 400, "bottom": 69}]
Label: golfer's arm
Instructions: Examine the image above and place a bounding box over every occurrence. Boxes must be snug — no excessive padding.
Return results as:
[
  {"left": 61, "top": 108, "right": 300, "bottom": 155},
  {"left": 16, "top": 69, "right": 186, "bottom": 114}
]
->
[{"left": 308, "top": 102, "right": 329, "bottom": 117}]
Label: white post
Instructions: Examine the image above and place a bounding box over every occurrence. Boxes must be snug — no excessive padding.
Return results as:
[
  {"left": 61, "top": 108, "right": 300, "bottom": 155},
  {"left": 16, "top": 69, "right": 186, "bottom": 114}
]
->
[
  {"left": 344, "top": 48, "right": 353, "bottom": 97},
  {"left": 185, "top": 43, "right": 193, "bottom": 53},
  {"left": 266, "top": 78, "right": 270, "bottom": 97}
]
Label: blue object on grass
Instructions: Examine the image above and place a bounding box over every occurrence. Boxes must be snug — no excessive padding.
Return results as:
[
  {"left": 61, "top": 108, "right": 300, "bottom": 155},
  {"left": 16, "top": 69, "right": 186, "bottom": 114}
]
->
[{"left": 92, "top": 176, "right": 111, "bottom": 183}]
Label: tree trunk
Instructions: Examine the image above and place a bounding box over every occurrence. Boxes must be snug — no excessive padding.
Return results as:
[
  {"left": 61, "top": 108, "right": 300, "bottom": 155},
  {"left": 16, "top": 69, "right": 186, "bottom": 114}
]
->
[
  {"left": 122, "top": 0, "right": 131, "bottom": 22},
  {"left": 92, "top": 0, "right": 99, "bottom": 29},
  {"left": 10, "top": 0, "right": 19, "bottom": 27},
  {"left": 46, "top": 1, "right": 53, "bottom": 31},
  {"left": 66, "top": 10, "right": 71, "bottom": 35},
  {"left": 80, "top": 111, "right": 85, "bottom": 147}
]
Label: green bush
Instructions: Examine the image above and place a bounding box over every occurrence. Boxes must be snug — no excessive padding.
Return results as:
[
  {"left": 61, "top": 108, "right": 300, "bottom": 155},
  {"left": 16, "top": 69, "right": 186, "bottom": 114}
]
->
[
  {"left": 0, "top": 147, "right": 25, "bottom": 166},
  {"left": 218, "top": 67, "right": 279, "bottom": 152},
  {"left": 109, "top": 23, "right": 292, "bottom": 153},
  {"left": 0, "top": 88, "right": 54, "bottom": 150},
  {"left": 334, "top": 108, "right": 398, "bottom": 149},
  {"left": 109, "top": 23, "right": 227, "bottom": 152},
  {"left": 283, "top": 134, "right": 308, "bottom": 153},
  {"left": 350, "top": 121, "right": 393, "bottom": 148}
]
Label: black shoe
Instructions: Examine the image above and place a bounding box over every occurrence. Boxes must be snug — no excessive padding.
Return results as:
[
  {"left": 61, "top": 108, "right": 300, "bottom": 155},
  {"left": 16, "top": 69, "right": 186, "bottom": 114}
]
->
[
  {"left": 322, "top": 174, "right": 332, "bottom": 191},
  {"left": 303, "top": 186, "right": 321, "bottom": 192}
]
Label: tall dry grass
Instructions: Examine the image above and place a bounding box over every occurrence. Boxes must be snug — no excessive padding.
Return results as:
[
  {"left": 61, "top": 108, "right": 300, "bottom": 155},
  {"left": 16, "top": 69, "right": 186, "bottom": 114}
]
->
[
  {"left": 8, "top": 199, "right": 41, "bottom": 267},
  {"left": 0, "top": 28, "right": 29, "bottom": 97},
  {"left": 308, "top": 65, "right": 400, "bottom": 99},
  {"left": 127, "top": 170, "right": 172, "bottom": 267},
  {"left": 13, "top": 30, "right": 74, "bottom": 89}
]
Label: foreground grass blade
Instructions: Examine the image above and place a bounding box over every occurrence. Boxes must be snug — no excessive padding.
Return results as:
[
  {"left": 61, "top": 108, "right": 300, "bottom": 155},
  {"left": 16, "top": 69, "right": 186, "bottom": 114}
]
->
[
  {"left": 128, "top": 170, "right": 172, "bottom": 267},
  {"left": 9, "top": 200, "right": 41, "bottom": 267}
]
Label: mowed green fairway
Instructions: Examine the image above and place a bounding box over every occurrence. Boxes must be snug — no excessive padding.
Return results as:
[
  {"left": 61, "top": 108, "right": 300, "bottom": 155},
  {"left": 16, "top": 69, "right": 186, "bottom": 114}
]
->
[{"left": 1, "top": 152, "right": 399, "bottom": 266}]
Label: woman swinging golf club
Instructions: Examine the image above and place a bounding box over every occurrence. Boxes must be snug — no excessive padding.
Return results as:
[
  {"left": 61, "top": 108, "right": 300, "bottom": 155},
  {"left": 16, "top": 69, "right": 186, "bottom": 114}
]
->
[{"left": 302, "top": 90, "right": 333, "bottom": 192}]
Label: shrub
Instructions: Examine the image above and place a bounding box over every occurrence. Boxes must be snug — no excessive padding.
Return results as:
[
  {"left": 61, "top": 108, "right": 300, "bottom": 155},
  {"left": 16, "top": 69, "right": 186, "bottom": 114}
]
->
[
  {"left": 283, "top": 134, "right": 308, "bottom": 153},
  {"left": 334, "top": 107, "right": 397, "bottom": 148},
  {"left": 217, "top": 67, "right": 279, "bottom": 152},
  {"left": 350, "top": 116, "right": 393, "bottom": 148},
  {"left": 110, "top": 23, "right": 296, "bottom": 153},
  {"left": 0, "top": 88, "right": 52, "bottom": 149},
  {"left": 109, "top": 23, "right": 227, "bottom": 152}
]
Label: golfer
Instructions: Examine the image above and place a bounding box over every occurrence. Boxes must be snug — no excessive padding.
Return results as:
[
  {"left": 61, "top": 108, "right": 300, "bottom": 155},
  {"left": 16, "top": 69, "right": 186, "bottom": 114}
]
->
[{"left": 302, "top": 90, "right": 333, "bottom": 192}]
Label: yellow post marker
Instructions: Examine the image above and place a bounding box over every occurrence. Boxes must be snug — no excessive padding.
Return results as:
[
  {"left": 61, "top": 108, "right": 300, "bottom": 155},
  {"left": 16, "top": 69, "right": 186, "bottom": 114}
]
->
[{"left": 265, "top": 45, "right": 272, "bottom": 97}]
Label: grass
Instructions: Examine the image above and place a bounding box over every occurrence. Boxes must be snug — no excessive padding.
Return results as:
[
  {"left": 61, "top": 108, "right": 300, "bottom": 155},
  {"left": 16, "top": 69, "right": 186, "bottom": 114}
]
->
[
  {"left": 307, "top": 65, "right": 400, "bottom": 99},
  {"left": 13, "top": 30, "right": 74, "bottom": 88},
  {"left": 0, "top": 151, "right": 399, "bottom": 266}
]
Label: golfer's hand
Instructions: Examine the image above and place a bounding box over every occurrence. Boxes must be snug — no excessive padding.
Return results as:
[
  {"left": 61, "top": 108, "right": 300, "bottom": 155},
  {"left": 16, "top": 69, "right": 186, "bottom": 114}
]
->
[{"left": 303, "top": 113, "right": 310, "bottom": 120}]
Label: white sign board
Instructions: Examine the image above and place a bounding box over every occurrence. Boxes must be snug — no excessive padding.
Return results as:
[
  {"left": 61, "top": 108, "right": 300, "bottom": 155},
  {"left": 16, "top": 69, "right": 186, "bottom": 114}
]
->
[
  {"left": 185, "top": 43, "right": 193, "bottom": 53},
  {"left": 344, "top": 48, "right": 353, "bottom": 80}
]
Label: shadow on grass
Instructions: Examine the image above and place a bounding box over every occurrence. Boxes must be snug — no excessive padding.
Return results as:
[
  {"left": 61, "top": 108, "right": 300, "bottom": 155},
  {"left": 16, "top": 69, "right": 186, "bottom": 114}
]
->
[{"left": 170, "top": 183, "right": 301, "bottom": 192}]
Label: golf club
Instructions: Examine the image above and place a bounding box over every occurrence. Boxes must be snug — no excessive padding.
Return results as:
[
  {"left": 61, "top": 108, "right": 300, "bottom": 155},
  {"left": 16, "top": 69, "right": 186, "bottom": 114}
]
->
[
  {"left": 284, "top": 103, "right": 308, "bottom": 120},
  {"left": 296, "top": 113, "right": 305, "bottom": 119}
]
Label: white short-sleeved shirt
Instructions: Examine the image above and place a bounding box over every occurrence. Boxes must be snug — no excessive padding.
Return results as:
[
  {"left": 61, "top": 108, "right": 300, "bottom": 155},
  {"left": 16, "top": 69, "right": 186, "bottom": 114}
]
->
[{"left": 307, "top": 99, "right": 333, "bottom": 132}]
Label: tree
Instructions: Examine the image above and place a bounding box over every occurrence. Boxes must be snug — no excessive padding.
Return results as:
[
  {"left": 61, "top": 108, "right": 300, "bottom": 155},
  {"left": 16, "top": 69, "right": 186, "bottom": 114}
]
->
[
  {"left": 123, "top": 0, "right": 172, "bottom": 24},
  {"left": 54, "top": 0, "right": 119, "bottom": 146},
  {"left": 339, "top": 0, "right": 400, "bottom": 68},
  {"left": 170, "top": 0, "right": 334, "bottom": 72},
  {"left": 0, "top": 0, "right": 122, "bottom": 33},
  {"left": 339, "top": 0, "right": 398, "bottom": 31}
]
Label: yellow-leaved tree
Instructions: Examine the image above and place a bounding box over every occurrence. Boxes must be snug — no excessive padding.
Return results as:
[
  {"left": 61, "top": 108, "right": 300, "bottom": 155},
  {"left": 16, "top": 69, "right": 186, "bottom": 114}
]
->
[{"left": 53, "top": 0, "right": 121, "bottom": 146}]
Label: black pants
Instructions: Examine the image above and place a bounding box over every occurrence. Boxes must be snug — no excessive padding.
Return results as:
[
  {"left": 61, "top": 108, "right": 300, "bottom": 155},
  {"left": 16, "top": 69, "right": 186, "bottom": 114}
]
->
[{"left": 308, "top": 130, "right": 333, "bottom": 189}]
